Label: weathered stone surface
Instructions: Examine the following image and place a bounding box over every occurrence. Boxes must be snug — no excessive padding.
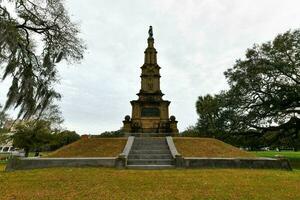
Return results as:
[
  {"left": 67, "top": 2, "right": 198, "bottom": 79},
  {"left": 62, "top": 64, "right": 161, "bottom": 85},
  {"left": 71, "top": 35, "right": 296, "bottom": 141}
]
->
[
  {"left": 183, "top": 157, "right": 292, "bottom": 170},
  {"left": 126, "top": 137, "right": 175, "bottom": 169},
  {"left": 116, "top": 136, "right": 135, "bottom": 168},
  {"left": 166, "top": 136, "right": 184, "bottom": 168},
  {"left": 5, "top": 157, "right": 116, "bottom": 171}
]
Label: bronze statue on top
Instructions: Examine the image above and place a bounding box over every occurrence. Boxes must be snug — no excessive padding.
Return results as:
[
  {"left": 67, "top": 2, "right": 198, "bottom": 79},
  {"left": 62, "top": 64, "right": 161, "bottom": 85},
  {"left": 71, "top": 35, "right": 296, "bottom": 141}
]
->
[{"left": 148, "top": 26, "right": 153, "bottom": 38}]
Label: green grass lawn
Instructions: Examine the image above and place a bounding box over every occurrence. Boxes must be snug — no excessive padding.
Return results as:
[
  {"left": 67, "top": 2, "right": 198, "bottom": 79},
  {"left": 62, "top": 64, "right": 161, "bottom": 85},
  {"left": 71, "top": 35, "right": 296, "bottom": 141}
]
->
[
  {"left": 0, "top": 164, "right": 299, "bottom": 200},
  {"left": 254, "top": 151, "right": 300, "bottom": 169},
  {"left": 0, "top": 161, "right": 7, "bottom": 165},
  {"left": 0, "top": 153, "right": 11, "bottom": 164},
  {"left": 28, "top": 152, "right": 50, "bottom": 157}
]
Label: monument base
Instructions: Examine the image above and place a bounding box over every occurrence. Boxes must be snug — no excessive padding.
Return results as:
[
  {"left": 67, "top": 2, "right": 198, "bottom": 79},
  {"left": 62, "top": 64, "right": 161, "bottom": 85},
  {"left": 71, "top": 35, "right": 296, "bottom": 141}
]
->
[
  {"left": 124, "top": 132, "right": 177, "bottom": 137},
  {"left": 122, "top": 116, "right": 179, "bottom": 136}
]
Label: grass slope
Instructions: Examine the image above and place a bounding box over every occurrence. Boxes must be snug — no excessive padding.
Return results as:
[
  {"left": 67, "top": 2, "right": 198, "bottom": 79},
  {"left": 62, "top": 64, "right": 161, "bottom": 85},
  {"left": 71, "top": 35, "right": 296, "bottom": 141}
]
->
[
  {"left": 0, "top": 164, "right": 299, "bottom": 200},
  {"left": 173, "top": 137, "right": 255, "bottom": 157},
  {"left": 47, "top": 138, "right": 127, "bottom": 157}
]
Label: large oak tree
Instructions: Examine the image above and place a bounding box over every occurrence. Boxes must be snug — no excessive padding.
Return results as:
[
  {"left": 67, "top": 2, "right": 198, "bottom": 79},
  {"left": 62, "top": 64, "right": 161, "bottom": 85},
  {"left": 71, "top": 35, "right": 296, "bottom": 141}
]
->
[
  {"left": 224, "top": 30, "right": 300, "bottom": 131},
  {"left": 0, "top": 0, "right": 85, "bottom": 119},
  {"left": 193, "top": 29, "right": 300, "bottom": 149}
]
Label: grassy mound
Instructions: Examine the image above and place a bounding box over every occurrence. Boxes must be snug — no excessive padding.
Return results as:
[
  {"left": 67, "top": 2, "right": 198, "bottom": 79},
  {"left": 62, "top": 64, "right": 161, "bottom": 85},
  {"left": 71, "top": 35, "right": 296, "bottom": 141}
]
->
[
  {"left": 173, "top": 137, "right": 255, "bottom": 158},
  {"left": 48, "top": 138, "right": 127, "bottom": 157}
]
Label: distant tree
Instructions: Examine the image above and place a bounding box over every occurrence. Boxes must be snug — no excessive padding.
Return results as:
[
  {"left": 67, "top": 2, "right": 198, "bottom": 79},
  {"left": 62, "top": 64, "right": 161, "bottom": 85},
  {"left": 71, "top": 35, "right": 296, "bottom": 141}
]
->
[
  {"left": 95, "top": 130, "right": 124, "bottom": 138},
  {"left": 196, "top": 94, "right": 219, "bottom": 136},
  {"left": 0, "top": 129, "right": 10, "bottom": 145},
  {"left": 195, "top": 93, "right": 242, "bottom": 136},
  {"left": 12, "top": 120, "right": 52, "bottom": 156},
  {"left": 0, "top": 0, "right": 86, "bottom": 119},
  {"left": 34, "top": 103, "right": 64, "bottom": 130},
  {"left": 180, "top": 126, "right": 200, "bottom": 137},
  {"left": 50, "top": 130, "right": 80, "bottom": 150},
  {"left": 261, "top": 117, "right": 300, "bottom": 150}
]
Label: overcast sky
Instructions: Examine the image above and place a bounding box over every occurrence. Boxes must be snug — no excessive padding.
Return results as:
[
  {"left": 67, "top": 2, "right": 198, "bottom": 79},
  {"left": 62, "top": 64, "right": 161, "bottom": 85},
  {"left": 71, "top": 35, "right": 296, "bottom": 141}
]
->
[{"left": 1, "top": 0, "right": 300, "bottom": 134}]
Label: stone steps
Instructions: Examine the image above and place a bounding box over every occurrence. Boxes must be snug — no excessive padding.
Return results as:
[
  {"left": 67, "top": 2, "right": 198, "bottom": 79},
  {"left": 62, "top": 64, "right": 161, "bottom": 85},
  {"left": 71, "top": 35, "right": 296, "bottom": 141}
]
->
[
  {"left": 128, "top": 154, "right": 173, "bottom": 159},
  {"left": 127, "top": 133, "right": 173, "bottom": 137},
  {"left": 128, "top": 159, "right": 174, "bottom": 165},
  {"left": 132, "top": 141, "right": 168, "bottom": 144},
  {"left": 133, "top": 141, "right": 167, "bottom": 145},
  {"left": 130, "top": 150, "right": 171, "bottom": 154},
  {"left": 127, "top": 137, "right": 175, "bottom": 169},
  {"left": 131, "top": 146, "right": 169, "bottom": 150},
  {"left": 127, "top": 165, "right": 175, "bottom": 169}
]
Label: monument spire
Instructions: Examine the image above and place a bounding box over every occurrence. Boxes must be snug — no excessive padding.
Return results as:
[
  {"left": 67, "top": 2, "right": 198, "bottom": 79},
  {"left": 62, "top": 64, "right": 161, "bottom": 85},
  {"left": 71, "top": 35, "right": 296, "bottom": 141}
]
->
[{"left": 144, "top": 26, "right": 157, "bottom": 64}]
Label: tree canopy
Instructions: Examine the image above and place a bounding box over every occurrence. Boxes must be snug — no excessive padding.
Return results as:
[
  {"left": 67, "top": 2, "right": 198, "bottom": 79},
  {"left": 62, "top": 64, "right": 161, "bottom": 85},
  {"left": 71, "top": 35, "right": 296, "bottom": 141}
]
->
[
  {"left": 50, "top": 130, "right": 80, "bottom": 149},
  {"left": 0, "top": 104, "right": 8, "bottom": 129},
  {"left": 224, "top": 29, "right": 300, "bottom": 131},
  {"left": 12, "top": 120, "right": 80, "bottom": 156},
  {"left": 191, "top": 29, "right": 300, "bottom": 150},
  {"left": 12, "top": 120, "right": 52, "bottom": 156},
  {"left": 0, "top": 0, "right": 85, "bottom": 119}
]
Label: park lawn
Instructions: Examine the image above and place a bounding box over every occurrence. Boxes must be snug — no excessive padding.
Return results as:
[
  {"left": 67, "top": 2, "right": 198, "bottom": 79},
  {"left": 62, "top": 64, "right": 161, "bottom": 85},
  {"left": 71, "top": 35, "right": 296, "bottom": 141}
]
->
[
  {"left": 0, "top": 161, "right": 7, "bottom": 165},
  {"left": 28, "top": 152, "right": 50, "bottom": 157},
  {"left": 47, "top": 138, "right": 127, "bottom": 157},
  {"left": 0, "top": 153, "right": 10, "bottom": 160},
  {"left": 0, "top": 164, "right": 299, "bottom": 200},
  {"left": 173, "top": 137, "right": 255, "bottom": 158},
  {"left": 0, "top": 153, "right": 12, "bottom": 164},
  {"left": 254, "top": 151, "right": 300, "bottom": 170}
]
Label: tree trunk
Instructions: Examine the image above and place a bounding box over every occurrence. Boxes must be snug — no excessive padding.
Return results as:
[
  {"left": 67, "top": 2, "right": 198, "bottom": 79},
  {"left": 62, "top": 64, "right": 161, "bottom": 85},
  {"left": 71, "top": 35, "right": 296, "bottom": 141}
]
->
[
  {"left": 24, "top": 148, "right": 29, "bottom": 157},
  {"left": 34, "top": 151, "right": 40, "bottom": 157}
]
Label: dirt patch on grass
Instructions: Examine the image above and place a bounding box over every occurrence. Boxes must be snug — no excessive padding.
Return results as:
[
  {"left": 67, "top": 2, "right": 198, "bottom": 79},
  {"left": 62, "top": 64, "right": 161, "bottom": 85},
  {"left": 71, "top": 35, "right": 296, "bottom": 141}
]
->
[
  {"left": 48, "top": 138, "right": 127, "bottom": 157},
  {"left": 173, "top": 137, "right": 255, "bottom": 158}
]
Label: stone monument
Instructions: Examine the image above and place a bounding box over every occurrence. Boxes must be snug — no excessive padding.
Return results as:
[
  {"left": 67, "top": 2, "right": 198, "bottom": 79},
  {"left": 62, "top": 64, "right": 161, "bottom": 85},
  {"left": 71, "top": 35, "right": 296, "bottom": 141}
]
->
[{"left": 122, "top": 26, "right": 178, "bottom": 135}]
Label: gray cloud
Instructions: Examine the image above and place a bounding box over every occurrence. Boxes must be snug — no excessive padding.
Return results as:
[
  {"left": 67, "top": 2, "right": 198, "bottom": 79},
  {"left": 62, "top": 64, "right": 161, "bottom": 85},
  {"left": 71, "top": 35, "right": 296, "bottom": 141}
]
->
[{"left": 1, "top": 0, "right": 300, "bottom": 134}]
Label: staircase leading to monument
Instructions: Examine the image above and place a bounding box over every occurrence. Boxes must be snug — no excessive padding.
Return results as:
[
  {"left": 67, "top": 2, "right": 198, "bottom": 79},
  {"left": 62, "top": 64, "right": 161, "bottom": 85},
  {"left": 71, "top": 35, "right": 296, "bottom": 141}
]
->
[{"left": 127, "top": 137, "right": 174, "bottom": 169}]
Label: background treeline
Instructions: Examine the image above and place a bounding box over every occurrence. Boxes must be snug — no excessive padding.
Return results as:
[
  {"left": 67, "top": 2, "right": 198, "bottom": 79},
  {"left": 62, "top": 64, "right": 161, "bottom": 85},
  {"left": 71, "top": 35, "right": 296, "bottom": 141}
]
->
[
  {"left": 0, "top": 104, "right": 80, "bottom": 157},
  {"left": 11, "top": 120, "right": 80, "bottom": 157},
  {"left": 182, "top": 29, "right": 300, "bottom": 151},
  {"left": 92, "top": 130, "right": 124, "bottom": 138}
]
